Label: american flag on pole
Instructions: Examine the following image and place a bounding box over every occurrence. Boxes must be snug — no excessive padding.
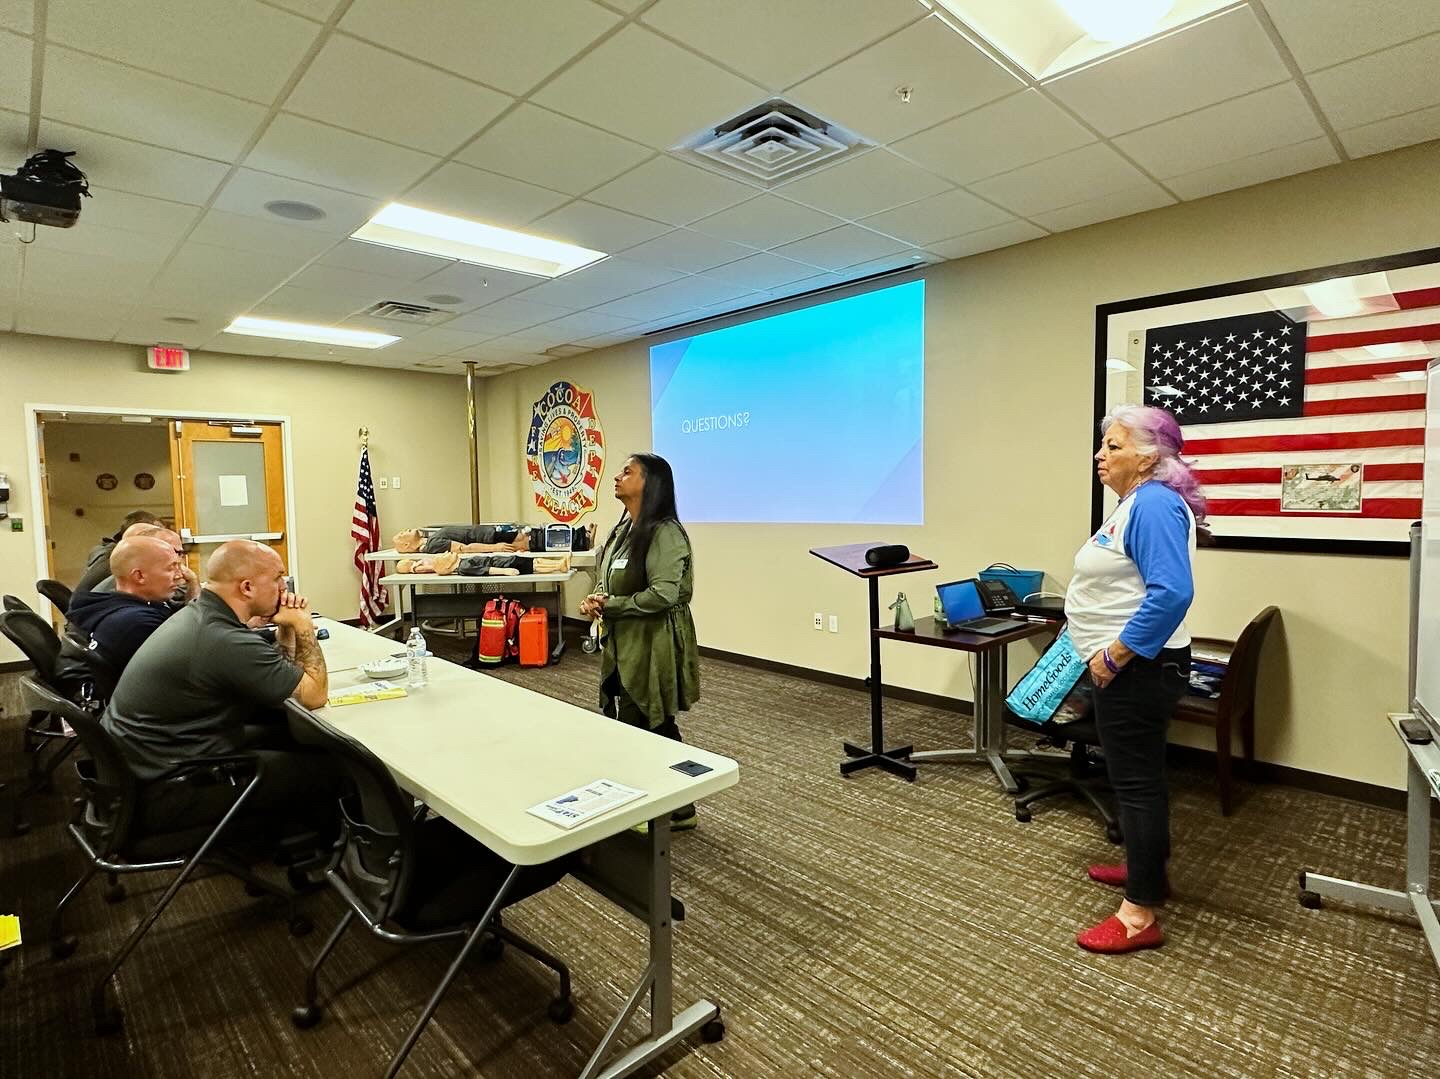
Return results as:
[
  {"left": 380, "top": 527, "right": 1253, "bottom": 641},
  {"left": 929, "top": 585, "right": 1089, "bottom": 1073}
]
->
[
  {"left": 351, "top": 447, "right": 388, "bottom": 627},
  {"left": 1141, "top": 284, "right": 1440, "bottom": 542}
]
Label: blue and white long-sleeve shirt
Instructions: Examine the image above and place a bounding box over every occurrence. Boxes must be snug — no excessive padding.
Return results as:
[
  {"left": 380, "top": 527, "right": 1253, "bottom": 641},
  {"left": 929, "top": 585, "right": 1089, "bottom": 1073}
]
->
[{"left": 1065, "top": 481, "right": 1196, "bottom": 660}]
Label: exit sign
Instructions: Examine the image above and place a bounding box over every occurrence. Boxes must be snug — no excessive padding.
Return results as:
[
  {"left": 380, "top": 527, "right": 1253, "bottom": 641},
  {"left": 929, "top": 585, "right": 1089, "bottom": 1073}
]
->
[{"left": 147, "top": 346, "right": 190, "bottom": 372}]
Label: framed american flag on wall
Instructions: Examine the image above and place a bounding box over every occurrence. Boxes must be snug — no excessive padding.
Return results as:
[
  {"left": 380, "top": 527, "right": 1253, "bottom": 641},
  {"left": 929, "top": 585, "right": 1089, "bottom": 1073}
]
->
[{"left": 1094, "top": 245, "right": 1440, "bottom": 556}]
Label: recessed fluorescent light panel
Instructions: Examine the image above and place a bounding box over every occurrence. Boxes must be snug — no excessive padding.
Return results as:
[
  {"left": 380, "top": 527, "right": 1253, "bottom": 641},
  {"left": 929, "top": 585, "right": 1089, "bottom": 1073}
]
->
[
  {"left": 351, "top": 203, "right": 607, "bottom": 278},
  {"left": 223, "top": 316, "right": 399, "bottom": 349}
]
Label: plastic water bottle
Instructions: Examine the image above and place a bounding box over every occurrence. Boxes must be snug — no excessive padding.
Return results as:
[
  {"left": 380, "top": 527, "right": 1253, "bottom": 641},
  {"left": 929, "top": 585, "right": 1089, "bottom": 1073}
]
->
[{"left": 405, "top": 626, "right": 428, "bottom": 688}]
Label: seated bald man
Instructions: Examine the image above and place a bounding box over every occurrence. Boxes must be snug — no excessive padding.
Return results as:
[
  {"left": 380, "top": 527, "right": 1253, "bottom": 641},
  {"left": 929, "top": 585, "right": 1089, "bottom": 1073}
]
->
[
  {"left": 58, "top": 535, "right": 191, "bottom": 692},
  {"left": 103, "top": 540, "right": 343, "bottom": 839},
  {"left": 75, "top": 510, "right": 165, "bottom": 593},
  {"left": 89, "top": 524, "right": 197, "bottom": 601}
]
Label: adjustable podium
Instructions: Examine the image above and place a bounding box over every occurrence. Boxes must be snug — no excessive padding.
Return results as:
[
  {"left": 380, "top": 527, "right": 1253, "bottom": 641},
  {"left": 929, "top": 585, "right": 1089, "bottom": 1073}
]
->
[{"left": 810, "top": 543, "right": 938, "bottom": 780}]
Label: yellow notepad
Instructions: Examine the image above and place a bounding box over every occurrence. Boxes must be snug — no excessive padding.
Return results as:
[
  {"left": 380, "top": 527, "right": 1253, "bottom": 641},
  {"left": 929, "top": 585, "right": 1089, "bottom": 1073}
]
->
[
  {"left": 0, "top": 914, "right": 21, "bottom": 952},
  {"left": 327, "top": 681, "right": 408, "bottom": 707}
]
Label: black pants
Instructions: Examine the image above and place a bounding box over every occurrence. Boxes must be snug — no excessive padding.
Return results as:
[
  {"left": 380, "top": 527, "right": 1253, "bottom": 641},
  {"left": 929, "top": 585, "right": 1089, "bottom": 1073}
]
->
[
  {"left": 1091, "top": 646, "right": 1190, "bottom": 907},
  {"left": 602, "top": 672, "right": 694, "bottom": 820}
]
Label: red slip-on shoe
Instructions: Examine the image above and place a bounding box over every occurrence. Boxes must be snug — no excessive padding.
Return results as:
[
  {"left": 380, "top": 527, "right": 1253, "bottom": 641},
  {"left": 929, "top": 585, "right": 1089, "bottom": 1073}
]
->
[
  {"left": 1077, "top": 915, "right": 1164, "bottom": 954},
  {"left": 1086, "top": 864, "right": 1171, "bottom": 899}
]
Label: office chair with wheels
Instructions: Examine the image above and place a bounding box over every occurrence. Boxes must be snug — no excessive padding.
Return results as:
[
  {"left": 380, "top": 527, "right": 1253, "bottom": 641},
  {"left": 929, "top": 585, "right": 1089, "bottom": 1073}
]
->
[
  {"left": 1006, "top": 695, "right": 1123, "bottom": 844},
  {"left": 285, "top": 704, "right": 575, "bottom": 1078},
  {"left": 19, "top": 678, "right": 316, "bottom": 1034},
  {"left": 36, "top": 579, "right": 74, "bottom": 614},
  {"left": 0, "top": 609, "right": 84, "bottom": 835}
]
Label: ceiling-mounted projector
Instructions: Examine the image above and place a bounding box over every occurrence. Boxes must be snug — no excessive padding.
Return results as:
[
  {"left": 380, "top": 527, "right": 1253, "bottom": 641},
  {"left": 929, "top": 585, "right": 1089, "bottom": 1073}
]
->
[{"left": 0, "top": 148, "right": 89, "bottom": 229}]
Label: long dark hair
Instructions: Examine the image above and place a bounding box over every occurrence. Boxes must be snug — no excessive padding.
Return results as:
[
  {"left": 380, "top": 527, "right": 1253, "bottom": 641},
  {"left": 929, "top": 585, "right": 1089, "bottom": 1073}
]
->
[{"left": 603, "top": 453, "right": 687, "bottom": 585}]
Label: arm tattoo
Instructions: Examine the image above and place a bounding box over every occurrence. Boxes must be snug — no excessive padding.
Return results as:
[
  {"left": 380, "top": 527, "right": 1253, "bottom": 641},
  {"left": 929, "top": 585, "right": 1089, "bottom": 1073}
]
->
[{"left": 292, "top": 630, "right": 327, "bottom": 688}]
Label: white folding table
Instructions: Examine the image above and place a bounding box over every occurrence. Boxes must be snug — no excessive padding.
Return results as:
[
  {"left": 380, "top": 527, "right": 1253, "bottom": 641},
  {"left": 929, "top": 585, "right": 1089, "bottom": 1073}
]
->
[{"left": 308, "top": 618, "right": 740, "bottom": 1077}]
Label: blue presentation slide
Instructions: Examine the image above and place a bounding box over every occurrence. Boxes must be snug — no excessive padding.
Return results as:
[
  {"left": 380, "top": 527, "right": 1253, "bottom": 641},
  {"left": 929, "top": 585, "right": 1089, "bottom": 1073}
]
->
[{"left": 651, "top": 280, "right": 923, "bottom": 524}]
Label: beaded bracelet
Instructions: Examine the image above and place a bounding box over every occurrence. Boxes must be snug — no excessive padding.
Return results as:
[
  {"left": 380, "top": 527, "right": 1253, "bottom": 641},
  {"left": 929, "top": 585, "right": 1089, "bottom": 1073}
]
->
[{"left": 1102, "top": 647, "right": 1120, "bottom": 674}]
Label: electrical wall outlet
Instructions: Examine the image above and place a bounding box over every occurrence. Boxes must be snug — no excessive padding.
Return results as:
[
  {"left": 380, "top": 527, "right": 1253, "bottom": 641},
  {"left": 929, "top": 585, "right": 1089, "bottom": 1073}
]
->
[
  {"left": 391, "top": 476, "right": 401, "bottom": 489},
  {"left": 828, "top": 614, "right": 839, "bottom": 633},
  {"left": 812, "top": 612, "right": 823, "bottom": 631},
  {"left": 377, "top": 477, "right": 389, "bottom": 489}
]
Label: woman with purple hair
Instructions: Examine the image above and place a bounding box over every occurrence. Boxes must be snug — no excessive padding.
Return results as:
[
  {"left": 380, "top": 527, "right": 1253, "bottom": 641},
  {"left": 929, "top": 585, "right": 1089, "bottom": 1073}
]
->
[{"left": 1066, "top": 403, "right": 1203, "bottom": 954}]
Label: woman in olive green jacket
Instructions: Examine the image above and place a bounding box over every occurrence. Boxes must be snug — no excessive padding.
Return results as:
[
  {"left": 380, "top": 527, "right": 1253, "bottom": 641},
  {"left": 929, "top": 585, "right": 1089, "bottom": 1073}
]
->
[{"left": 580, "top": 453, "right": 700, "bottom": 829}]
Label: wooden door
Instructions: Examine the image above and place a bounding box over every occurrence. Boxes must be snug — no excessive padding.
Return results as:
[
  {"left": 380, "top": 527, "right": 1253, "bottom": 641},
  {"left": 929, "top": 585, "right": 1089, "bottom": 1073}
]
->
[{"left": 170, "top": 421, "right": 288, "bottom": 576}]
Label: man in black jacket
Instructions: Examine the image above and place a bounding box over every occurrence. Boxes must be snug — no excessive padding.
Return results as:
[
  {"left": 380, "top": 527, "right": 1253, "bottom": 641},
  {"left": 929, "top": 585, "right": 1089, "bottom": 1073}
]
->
[{"left": 75, "top": 511, "right": 166, "bottom": 594}]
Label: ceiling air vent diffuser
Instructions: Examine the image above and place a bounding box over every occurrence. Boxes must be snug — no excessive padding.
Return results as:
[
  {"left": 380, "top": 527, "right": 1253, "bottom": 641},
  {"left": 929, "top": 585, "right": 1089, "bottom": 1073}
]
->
[
  {"left": 361, "top": 300, "right": 451, "bottom": 326},
  {"left": 678, "top": 99, "right": 866, "bottom": 185}
]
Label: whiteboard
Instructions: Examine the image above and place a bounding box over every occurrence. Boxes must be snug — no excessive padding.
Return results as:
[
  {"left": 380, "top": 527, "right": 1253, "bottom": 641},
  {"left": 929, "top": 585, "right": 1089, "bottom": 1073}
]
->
[{"left": 1413, "top": 359, "right": 1440, "bottom": 728}]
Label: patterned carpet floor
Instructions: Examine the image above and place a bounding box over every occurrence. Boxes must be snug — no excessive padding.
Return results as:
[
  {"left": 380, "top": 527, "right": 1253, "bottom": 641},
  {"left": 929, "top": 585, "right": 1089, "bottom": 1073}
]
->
[{"left": 2, "top": 641, "right": 1438, "bottom": 1078}]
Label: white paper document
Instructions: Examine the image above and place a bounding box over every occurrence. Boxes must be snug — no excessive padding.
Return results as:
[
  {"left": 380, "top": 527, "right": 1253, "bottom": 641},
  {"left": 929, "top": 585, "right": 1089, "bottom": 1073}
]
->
[
  {"left": 218, "top": 474, "right": 249, "bottom": 506},
  {"left": 528, "top": 779, "right": 645, "bottom": 830}
]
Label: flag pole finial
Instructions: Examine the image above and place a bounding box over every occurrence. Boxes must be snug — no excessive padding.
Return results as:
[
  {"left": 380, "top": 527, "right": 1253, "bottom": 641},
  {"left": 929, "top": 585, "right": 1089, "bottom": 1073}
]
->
[{"left": 358, "top": 426, "right": 369, "bottom": 448}]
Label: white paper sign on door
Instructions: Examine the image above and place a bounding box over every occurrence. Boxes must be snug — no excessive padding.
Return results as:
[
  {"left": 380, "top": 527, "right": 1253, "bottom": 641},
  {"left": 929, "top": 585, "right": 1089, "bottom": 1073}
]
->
[{"left": 218, "top": 475, "right": 249, "bottom": 506}]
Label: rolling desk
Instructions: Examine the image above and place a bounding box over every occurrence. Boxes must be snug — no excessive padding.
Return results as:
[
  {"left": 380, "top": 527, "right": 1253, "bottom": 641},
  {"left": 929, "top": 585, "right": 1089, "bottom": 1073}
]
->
[
  {"left": 874, "top": 616, "right": 1057, "bottom": 793},
  {"left": 1298, "top": 713, "right": 1440, "bottom": 977},
  {"left": 307, "top": 618, "right": 740, "bottom": 1077}
]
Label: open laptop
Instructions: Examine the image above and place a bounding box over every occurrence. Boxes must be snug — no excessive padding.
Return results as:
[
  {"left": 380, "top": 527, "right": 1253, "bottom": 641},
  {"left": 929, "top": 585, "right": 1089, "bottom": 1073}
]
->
[{"left": 936, "top": 579, "right": 1025, "bottom": 635}]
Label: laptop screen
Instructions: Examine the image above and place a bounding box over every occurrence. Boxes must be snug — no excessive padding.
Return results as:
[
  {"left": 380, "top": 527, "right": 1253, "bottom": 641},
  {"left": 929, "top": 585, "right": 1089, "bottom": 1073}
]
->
[{"left": 937, "top": 579, "right": 986, "bottom": 624}]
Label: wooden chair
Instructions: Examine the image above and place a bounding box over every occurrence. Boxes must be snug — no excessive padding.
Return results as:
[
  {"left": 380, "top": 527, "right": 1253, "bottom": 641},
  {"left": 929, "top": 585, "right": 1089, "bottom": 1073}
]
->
[{"left": 1175, "top": 606, "right": 1280, "bottom": 816}]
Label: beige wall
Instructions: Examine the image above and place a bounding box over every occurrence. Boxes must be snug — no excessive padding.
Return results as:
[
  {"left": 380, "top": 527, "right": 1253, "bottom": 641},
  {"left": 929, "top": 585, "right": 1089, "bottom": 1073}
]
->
[
  {"left": 480, "top": 140, "right": 1440, "bottom": 791},
  {"left": 42, "top": 422, "right": 173, "bottom": 583},
  {"left": 0, "top": 335, "right": 473, "bottom": 657}
]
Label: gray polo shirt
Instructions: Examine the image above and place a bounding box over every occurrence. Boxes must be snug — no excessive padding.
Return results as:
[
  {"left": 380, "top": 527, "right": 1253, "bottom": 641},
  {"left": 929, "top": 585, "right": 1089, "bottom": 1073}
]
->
[{"left": 103, "top": 589, "right": 303, "bottom": 782}]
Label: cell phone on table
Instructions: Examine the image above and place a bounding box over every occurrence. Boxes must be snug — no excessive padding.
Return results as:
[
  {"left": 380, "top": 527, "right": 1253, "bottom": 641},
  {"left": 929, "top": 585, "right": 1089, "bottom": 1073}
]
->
[{"left": 670, "top": 760, "right": 713, "bottom": 777}]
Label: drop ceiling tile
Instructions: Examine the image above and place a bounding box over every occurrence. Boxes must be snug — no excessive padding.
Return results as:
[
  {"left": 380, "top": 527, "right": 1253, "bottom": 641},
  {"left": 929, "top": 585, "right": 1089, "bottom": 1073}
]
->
[
  {"left": 0, "top": 107, "right": 25, "bottom": 156},
  {"left": 247, "top": 114, "right": 439, "bottom": 198},
  {"left": 776, "top": 150, "right": 952, "bottom": 220},
  {"left": 769, "top": 224, "right": 909, "bottom": 271},
  {"left": 1113, "top": 82, "right": 1325, "bottom": 179},
  {"left": 763, "top": 272, "right": 843, "bottom": 301},
  {"left": 189, "top": 208, "right": 341, "bottom": 259},
  {"left": 1045, "top": 7, "right": 1291, "bottom": 136},
  {"left": 1339, "top": 103, "right": 1440, "bottom": 159},
  {"left": 1030, "top": 182, "right": 1175, "bottom": 233},
  {"left": 860, "top": 187, "right": 1012, "bottom": 246},
  {"left": 38, "top": 221, "right": 178, "bottom": 265},
  {"left": 1, "top": 1, "right": 33, "bottom": 34},
  {"left": 573, "top": 332, "right": 633, "bottom": 348},
  {"left": 286, "top": 33, "right": 511, "bottom": 156},
  {"left": 529, "top": 200, "right": 670, "bottom": 253},
  {"left": 286, "top": 263, "right": 397, "bottom": 300},
  {"left": 641, "top": 0, "right": 919, "bottom": 90},
  {"left": 587, "top": 156, "right": 756, "bottom": 226},
  {"left": 445, "top": 297, "right": 576, "bottom": 334},
  {"left": 248, "top": 285, "right": 366, "bottom": 322},
  {"left": 457, "top": 105, "right": 652, "bottom": 196},
  {"left": 619, "top": 229, "right": 754, "bottom": 273},
  {"left": 1262, "top": 0, "right": 1440, "bottom": 73},
  {"left": 17, "top": 301, "right": 133, "bottom": 341},
  {"left": 393, "top": 326, "right": 498, "bottom": 355},
  {"left": 42, "top": 44, "right": 268, "bottom": 160},
  {"left": 788, "top": 14, "right": 1021, "bottom": 143},
  {"left": 46, "top": 0, "right": 321, "bottom": 102},
  {"left": 265, "top": 0, "right": 337, "bottom": 19},
  {"left": 207, "top": 333, "right": 284, "bottom": 357},
  {"left": 211, "top": 168, "right": 383, "bottom": 234},
  {"left": 491, "top": 324, "right": 580, "bottom": 350},
  {"left": 892, "top": 90, "right": 1093, "bottom": 186},
  {"left": 113, "top": 308, "right": 229, "bottom": 348},
  {"left": 341, "top": 0, "right": 619, "bottom": 95},
  {"left": 1165, "top": 137, "right": 1340, "bottom": 201},
  {"left": 408, "top": 262, "right": 542, "bottom": 307},
  {"left": 591, "top": 275, "right": 756, "bottom": 321},
  {"left": 969, "top": 142, "right": 1151, "bottom": 217},
  {"left": 405, "top": 161, "right": 570, "bottom": 229},
  {"left": 318, "top": 238, "right": 451, "bottom": 281},
  {"left": 689, "top": 195, "right": 840, "bottom": 248},
  {"left": 35, "top": 122, "right": 231, "bottom": 205},
  {"left": 1, "top": 30, "right": 29, "bottom": 104},
  {"left": 538, "top": 310, "right": 640, "bottom": 336},
  {"left": 699, "top": 252, "right": 823, "bottom": 290},
  {"left": 78, "top": 188, "right": 203, "bottom": 240},
  {"left": 835, "top": 252, "right": 935, "bottom": 280},
  {"left": 532, "top": 24, "right": 765, "bottom": 149},
  {"left": 147, "top": 242, "right": 316, "bottom": 309},
  {"left": 24, "top": 247, "right": 154, "bottom": 303},
  {"left": 520, "top": 258, "right": 684, "bottom": 308},
  {"left": 926, "top": 219, "right": 1045, "bottom": 260},
  {"left": 1308, "top": 34, "right": 1440, "bottom": 131}
]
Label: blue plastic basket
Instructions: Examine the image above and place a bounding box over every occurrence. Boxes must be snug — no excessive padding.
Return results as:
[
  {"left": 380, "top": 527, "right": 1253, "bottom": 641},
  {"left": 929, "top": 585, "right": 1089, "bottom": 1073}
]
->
[{"left": 979, "top": 564, "right": 1044, "bottom": 601}]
